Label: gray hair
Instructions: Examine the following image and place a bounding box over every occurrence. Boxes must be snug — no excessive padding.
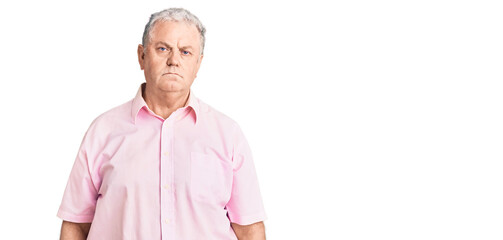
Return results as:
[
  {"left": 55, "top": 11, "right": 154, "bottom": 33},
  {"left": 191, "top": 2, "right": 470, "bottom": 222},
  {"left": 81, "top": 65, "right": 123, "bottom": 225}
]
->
[{"left": 142, "top": 8, "right": 206, "bottom": 54}]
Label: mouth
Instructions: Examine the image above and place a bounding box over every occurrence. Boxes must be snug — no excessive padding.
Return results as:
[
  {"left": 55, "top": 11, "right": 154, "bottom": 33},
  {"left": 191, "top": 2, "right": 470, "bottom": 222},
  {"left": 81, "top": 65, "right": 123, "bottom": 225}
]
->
[{"left": 163, "top": 72, "right": 181, "bottom": 77}]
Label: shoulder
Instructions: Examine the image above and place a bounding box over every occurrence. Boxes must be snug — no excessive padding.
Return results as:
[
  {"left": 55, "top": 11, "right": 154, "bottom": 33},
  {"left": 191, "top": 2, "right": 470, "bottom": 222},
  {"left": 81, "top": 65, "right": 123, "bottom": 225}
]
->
[
  {"left": 197, "top": 98, "right": 240, "bottom": 130},
  {"left": 84, "top": 99, "right": 133, "bottom": 139},
  {"left": 195, "top": 98, "right": 249, "bottom": 154}
]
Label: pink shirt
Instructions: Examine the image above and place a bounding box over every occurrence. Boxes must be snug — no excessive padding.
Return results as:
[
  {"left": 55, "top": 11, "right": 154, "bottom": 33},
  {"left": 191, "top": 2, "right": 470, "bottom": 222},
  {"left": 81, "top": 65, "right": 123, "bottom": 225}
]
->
[{"left": 57, "top": 83, "right": 267, "bottom": 239}]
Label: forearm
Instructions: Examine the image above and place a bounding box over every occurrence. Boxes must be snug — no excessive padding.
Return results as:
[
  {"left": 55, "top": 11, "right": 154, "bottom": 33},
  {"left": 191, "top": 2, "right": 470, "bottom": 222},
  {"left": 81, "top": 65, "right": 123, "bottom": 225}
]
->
[
  {"left": 231, "top": 221, "right": 266, "bottom": 240},
  {"left": 60, "top": 221, "right": 91, "bottom": 240}
]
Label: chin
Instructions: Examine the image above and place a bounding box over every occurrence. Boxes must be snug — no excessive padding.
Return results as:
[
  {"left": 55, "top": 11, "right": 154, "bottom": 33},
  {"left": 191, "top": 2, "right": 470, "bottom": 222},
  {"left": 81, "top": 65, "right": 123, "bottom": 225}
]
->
[{"left": 158, "top": 82, "right": 184, "bottom": 92}]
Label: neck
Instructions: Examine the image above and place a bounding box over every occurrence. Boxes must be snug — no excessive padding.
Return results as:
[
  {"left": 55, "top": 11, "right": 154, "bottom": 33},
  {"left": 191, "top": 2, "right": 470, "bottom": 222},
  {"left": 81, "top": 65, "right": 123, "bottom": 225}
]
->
[{"left": 142, "top": 84, "right": 190, "bottom": 120}]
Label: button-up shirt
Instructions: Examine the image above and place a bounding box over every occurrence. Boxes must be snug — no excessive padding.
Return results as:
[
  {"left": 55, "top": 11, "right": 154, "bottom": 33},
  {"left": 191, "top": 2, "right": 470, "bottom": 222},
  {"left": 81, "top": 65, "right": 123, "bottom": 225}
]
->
[{"left": 57, "top": 83, "right": 267, "bottom": 239}]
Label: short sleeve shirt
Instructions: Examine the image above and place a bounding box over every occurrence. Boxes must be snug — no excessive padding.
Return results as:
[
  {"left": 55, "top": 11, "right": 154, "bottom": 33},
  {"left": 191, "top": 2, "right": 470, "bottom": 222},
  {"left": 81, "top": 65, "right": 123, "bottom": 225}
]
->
[{"left": 57, "top": 83, "right": 267, "bottom": 239}]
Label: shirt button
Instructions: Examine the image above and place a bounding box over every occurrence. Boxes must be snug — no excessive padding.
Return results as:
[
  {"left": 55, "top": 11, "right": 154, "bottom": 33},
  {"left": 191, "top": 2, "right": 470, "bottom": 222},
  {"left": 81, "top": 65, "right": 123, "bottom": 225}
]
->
[
  {"left": 163, "top": 184, "right": 169, "bottom": 190},
  {"left": 163, "top": 151, "right": 169, "bottom": 156},
  {"left": 165, "top": 219, "right": 170, "bottom": 224}
]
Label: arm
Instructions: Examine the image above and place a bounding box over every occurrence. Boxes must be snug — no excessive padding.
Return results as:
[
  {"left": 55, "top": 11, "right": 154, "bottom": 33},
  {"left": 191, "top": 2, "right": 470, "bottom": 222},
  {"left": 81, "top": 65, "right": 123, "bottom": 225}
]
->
[
  {"left": 231, "top": 221, "right": 266, "bottom": 240},
  {"left": 60, "top": 220, "right": 91, "bottom": 240}
]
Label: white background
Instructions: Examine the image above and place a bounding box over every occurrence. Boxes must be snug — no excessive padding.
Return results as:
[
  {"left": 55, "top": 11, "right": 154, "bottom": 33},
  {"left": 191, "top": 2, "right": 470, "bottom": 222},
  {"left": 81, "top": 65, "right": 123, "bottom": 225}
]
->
[{"left": 0, "top": 0, "right": 502, "bottom": 239}]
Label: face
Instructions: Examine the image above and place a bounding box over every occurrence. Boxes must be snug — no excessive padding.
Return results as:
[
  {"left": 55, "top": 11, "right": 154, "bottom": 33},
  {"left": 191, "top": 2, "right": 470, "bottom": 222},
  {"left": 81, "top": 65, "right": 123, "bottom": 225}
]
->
[{"left": 137, "top": 21, "right": 203, "bottom": 93}]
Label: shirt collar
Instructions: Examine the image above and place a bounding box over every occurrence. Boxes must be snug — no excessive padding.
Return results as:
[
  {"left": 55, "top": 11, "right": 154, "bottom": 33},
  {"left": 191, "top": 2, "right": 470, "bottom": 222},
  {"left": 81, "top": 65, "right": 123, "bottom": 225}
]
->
[{"left": 131, "top": 82, "right": 199, "bottom": 125}]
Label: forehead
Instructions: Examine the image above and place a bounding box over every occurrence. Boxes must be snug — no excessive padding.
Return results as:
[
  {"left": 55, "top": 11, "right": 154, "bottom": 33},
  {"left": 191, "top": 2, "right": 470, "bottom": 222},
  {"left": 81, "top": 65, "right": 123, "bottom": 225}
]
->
[{"left": 150, "top": 20, "right": 201, "bottom": 47}]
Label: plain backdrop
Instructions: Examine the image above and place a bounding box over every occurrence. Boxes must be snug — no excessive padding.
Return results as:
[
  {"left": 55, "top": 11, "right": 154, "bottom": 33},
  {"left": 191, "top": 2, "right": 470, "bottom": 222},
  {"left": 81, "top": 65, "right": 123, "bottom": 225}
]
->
[{"left": 0, "top": 0, "right": 502, "bottom": 239}]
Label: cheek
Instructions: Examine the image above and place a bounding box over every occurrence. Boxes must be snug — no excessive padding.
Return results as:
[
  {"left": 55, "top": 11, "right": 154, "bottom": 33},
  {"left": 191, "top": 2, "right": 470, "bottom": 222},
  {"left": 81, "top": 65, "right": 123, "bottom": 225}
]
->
[
  {"left": 190, "top": 60, "right": 201, "bottom": 73},
  {"left": 147, "top": 60, "right": 164, "bottom": 73}
]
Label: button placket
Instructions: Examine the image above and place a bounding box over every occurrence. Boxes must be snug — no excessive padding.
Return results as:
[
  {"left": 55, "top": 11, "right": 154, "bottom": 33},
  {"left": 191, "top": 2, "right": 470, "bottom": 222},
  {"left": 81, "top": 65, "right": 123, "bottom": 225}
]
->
[{"left": 160, "top": 119, "right": 176, "bottom": 239}]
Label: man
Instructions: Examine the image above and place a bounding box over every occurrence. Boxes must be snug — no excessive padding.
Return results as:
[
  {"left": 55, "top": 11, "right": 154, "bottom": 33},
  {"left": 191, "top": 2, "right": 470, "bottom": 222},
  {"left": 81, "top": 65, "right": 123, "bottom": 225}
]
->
[{"left": 57, "top": 8, "right": 267, "bottom": 239}]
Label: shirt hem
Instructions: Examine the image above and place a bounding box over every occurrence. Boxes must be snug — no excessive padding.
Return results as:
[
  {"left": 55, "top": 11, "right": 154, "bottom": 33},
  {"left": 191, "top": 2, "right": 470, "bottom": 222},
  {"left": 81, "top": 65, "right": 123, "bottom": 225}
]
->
[
  {"left": 229, "top": 211, "right": 267, "bottom": 225},
  {"left": 57, "top": 209, "right": 94, "bottom": 223}
]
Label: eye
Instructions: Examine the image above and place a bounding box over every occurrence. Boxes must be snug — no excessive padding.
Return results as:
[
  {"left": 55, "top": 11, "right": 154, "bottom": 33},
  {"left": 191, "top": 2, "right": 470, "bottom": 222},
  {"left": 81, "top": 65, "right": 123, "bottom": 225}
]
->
[
  {"left": 158, "top": 47, "right": 167, "bottom": 51},
  {"left": 182, "top": 50, "right": 190, "bottom": 55}
]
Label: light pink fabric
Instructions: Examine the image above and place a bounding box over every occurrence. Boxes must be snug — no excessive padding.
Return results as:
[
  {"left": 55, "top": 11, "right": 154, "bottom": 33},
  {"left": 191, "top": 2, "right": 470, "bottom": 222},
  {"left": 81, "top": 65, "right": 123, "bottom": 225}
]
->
[{"left": 57, "top": 83, "right": 267, "bottom": 239}]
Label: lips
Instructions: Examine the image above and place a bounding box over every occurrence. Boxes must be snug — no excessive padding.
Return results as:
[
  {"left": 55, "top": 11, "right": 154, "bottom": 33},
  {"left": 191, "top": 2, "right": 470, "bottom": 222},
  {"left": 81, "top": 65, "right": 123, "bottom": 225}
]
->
[{"left": 163, "top": 72, "right": 181, "bottom": 77}]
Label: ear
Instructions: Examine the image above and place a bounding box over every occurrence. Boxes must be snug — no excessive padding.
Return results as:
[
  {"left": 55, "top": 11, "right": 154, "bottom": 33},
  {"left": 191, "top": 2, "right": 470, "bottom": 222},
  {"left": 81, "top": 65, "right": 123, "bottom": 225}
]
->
[{"left": 137, "top": 44, "right": 145, "bottom": 70}]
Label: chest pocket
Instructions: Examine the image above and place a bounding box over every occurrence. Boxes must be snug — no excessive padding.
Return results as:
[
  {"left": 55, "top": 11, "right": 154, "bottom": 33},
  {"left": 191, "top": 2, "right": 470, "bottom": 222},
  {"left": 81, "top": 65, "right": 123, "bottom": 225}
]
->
[{"left": 190, "top": 152, "right": 232, "bottom": 203}]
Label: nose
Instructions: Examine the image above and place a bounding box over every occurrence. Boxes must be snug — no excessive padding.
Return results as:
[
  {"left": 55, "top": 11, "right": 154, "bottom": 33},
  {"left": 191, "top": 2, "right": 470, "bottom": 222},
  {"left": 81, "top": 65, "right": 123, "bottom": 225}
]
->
[{"left": 167, "top": 50, "right": 180, "bottom": 67}]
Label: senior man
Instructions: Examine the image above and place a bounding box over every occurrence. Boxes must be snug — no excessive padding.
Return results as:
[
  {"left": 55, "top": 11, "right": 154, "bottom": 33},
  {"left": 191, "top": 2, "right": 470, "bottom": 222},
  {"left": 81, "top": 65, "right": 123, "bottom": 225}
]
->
[{"left": 57, "top": 8, "right": 267, "bottom": 240}]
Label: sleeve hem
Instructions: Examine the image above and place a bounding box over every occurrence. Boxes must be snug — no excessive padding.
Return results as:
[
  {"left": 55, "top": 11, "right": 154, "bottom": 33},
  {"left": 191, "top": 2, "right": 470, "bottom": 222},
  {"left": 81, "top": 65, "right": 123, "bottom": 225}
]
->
[
  {"left": 229, "top": 211, "right": 267, "bottom": 225},
  {"left": 57, "top": 209, "right": 94, "bottom": 223}
]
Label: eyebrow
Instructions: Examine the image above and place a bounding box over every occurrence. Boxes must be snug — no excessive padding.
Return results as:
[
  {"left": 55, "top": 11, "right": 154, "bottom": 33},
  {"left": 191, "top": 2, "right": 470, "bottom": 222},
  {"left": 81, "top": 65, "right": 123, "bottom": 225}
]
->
[{"left": 155, "top": 41, "right": 194, "bottom": 50}]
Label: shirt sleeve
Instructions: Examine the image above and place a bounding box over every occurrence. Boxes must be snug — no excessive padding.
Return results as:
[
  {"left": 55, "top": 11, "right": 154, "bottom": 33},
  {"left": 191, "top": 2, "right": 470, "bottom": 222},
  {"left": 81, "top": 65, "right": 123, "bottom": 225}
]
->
[
  {"left": 56, "top": 123, "right": 100, "bottom": 223},
  {"left": 226, "top": 123, "right": 267, "bottom": 225}
]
